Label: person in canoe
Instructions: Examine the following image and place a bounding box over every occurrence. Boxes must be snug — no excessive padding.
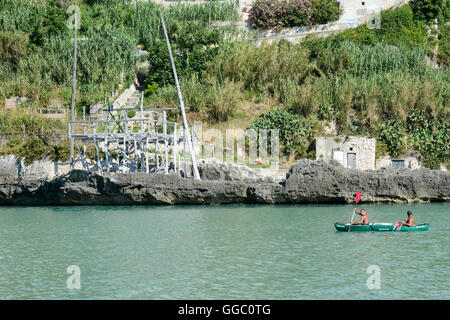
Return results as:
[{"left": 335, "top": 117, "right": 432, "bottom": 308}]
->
[
  {"left": 401, "top": 210, "right": 415, "bottom": 227},
  {"left": 351, "top": 208, "right": 369, "bottom": 225}
]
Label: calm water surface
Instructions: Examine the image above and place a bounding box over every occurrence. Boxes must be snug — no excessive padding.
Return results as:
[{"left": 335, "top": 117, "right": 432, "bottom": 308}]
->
[{"left": 0, "top": 203, "right": 448, "bottom": 299}]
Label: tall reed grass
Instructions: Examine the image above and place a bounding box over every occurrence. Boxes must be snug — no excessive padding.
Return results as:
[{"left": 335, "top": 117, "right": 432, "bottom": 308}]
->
[
  {"left": 192, "top": 39, "right": 449, "bottom": 133},
  {"left": 135, "top": 0, "right": 239, "bottom": 49},
  {"left": 0, "top": 0, "right": 240, "bottom": 107}
]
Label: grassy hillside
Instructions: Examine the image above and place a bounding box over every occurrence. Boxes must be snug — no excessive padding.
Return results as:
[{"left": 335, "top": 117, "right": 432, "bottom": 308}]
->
[
  {"left": 0, "top": 0, "right": 239, "bottom": 109},
  {"left": 0, "top": 0, "right": 448, "bottom": 168}
]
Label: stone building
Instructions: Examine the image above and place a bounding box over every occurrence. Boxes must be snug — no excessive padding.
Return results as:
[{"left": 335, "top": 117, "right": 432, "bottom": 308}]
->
[
  {"left": 375, "top": 151, "right": 423, "bottom": 170},
  {"left": 316, "top": 136, "right": 376, "bottom": 170}
]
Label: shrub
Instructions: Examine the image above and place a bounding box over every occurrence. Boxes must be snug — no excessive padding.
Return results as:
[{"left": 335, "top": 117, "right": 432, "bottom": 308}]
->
[
  {"left": 379, "top": 5, "right": 429, "bottom": 48},
  {"left": 379, "top": 118, "right": 407, "bottom": 158},
  {"left": 206, "top": 40, "right": 312, "bottom": 97},
  {"left": 50, "top": 139, "right": 71, "bottom": 162},
  {"left": 0, "top": 137, "right": 48, "bottom": 164},
  {"left": 249, "top": 0, "right": 313, "bottom": 30},
  {"left": 438, "top": 25, "right": 450, "bottom": 66},
  {"left": 406, "top": 109, "right": 449, "bottom": 168},
  {"left": 127, "top": 110, "right": 136, "bottom": 118},
  {"left": 249, "top": 0, "right": 341, "bottom": 30},
  {"left": 310, "top": 0, "right": 341, "bottom": 25},
  {"left": 145, "top": 23, "right": 220, "bottom": 87},
  {"left": 410, "top": 0, "right": 447, "bottom": 24},
  {"left": 336, "top": 5, "right": 429, "bottom": 49},
  {"left": 144, "top": 81, "right": 159, "bottom": 97},
  {"left": 0, "top": 0, "right": 238, "bottom": 109},
  {"left": 0, "top": 31, "right": 29, "bottom": 69},
  {"left": 0, "top": 112, "right": 65, "bottom": 137},
  {"left": 209, "top": 80, "right": 242, "bottom": 122},
  {"left": 135, "top": 0, "right": 239, "bottom": 50},
  {"left": 248, "top": 108, "right": 317, "bottom": 156}
]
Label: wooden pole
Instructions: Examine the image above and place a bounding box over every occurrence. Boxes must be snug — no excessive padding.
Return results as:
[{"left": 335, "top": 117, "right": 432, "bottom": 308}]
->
[
  {"left": 183, "top": 126, "right": 187, "bottom": 177},
  {"left": 70, "top": 11, "right": 78, "bottom": 167},
  {"left": 160, "top": 13, "right": 200, "bottom": 180},
  {"left": 122, "top": 136, "right": 126, "bottom": 173},
  {"left": 174, "top": 123, "right": 177, "bottom": 174},
  {"left": 140, "top": 92, "right": 144, "bottom": 133},
  {"left": 146, "top": 136, "right": 149, "bottom": 173},
  {"left": 163, "top": 111, "right": 168, "bottom": 174}
]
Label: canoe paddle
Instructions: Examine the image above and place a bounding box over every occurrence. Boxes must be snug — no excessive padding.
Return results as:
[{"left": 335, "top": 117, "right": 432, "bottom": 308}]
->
[{"left": 348, "top": 192, "right": 362, "bottom": 232}]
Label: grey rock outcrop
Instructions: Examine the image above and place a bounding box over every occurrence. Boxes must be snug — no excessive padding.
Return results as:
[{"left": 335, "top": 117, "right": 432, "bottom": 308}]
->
[
  {"left": 282, "top": 159, "right": 449, "bottom": 203},
  {"left": 0, "top": 157, "right": 448, "bottom": 205},
  {"left": 195, "top": 158, "right": 274, "bottom": 183}
]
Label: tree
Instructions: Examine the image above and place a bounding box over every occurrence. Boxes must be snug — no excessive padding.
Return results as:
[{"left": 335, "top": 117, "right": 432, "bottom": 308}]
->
[{"left": 411, "top": 0, "right": 447, "bottom": 24}]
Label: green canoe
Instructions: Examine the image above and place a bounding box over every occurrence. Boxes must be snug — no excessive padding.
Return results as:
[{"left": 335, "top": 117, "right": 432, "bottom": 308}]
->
[{"left": 335, "top": 222, "right": 429, "bottom": 232}]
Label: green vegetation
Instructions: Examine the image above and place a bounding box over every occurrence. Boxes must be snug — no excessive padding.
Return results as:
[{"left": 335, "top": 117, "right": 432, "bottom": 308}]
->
[
  {"left": 197, "top": 39, "right": 448, "bottom": 163},
  {"left": 0, "top": 0, "right": 239, "bottom": 108},
  {"left": 248, "top": 0, "right": 341, "bottom": 30},
  {"left": 0, "top": 1, "right": 448, "bottom": 168},
  {"left": 410, "top": 0, "right": 449, "bottom": 24},
  {"left": 438, "top": 25, "right": 450, "bottom": 65},
  {"left": 0, "top": 110, "right": 69, "bottom": 163},
  {"left": 248, "top": 108, "right": 319, "bottom": 157},
  {"left": 335, "top": 5, "right": 429, "bottom": 49}
]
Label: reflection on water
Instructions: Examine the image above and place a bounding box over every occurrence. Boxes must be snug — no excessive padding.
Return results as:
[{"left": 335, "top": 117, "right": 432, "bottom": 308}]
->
[{"left": 0, "top": 203, "right": 448, "bottom": 299}]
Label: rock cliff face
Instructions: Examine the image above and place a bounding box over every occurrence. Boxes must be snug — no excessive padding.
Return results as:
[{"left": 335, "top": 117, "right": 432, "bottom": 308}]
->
[{"left": 0, "top": 157, "right": 448, "bottom": 205}]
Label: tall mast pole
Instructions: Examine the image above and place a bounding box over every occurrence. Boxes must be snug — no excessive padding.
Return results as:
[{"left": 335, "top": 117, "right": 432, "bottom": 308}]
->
[
  {"left": 70, "top": 11, "right": 78, "bottom": 166},
  {"left": 160, "top": 13, "right": 200, "bottom": 180}
]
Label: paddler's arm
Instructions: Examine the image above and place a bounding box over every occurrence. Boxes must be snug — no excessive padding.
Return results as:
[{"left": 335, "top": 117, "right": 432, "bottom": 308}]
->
[{"left": 402, "top": 219, "right": 413, "bottom": 227}]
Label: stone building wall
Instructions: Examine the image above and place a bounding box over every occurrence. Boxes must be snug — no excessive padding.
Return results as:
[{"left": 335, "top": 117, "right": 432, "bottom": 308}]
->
[
  {"left": 375, "top": 152, "right": 423, "bottom": 170},
  {"left": 316, "top": 136, "right": 376, "bottom": 170},
  {"left": 352, "top": 136, "right": 376, "bottom": 170},
  {"left": 240, "top": 0, "right": 409, "bottom": 42}
]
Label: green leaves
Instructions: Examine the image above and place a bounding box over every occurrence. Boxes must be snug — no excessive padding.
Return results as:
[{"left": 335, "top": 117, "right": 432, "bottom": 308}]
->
[
  {"left": 249, "top": 0, "right": 341, "bottom": 30},
  {"left": 377, "top": 110, "right": 449, "bottom": 168},
  {"left": 144, "top": 82, "right": 159, "bottom": 97},
  {"left": 249, "top": 108, "right": 317, "bottom": 157},
  {"left": 406, "top": 109, "right": 449, "bottom": 168},
  {"left": 0, "top": 31, "right": 29, "bottom": 70},
  {"left": 379, "top": 118, "right": 407, "bottom": 158},
  {"left": 145, "top": 22, "right": 222, "bottom": 87},
  {"left": 336, "top": 4, "right": 429, "bottom": 50},
  {"left": 410, "top": 0, "right": 448, "bottom": 24}
]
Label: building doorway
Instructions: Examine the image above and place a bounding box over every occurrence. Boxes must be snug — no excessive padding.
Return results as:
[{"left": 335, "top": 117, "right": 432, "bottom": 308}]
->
[{"left": 347, "top": 153, "right": 356, "bottom": 169}]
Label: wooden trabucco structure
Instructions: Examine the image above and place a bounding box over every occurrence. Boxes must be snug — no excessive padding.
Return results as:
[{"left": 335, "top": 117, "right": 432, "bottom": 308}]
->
[
  {"left": 68, "top": 95, "right": 198, "bottom": 177},
  {"left": 68, "top": 13, "right": 200, "bottom": 179}
]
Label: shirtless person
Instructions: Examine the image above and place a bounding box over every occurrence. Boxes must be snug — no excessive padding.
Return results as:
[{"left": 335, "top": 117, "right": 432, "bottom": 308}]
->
[
  {"left": 401, "top": 210, "right": 415, "bottom": 227},
  {"left": 351, "top": 208, "right": 369, "bottom": 225}
]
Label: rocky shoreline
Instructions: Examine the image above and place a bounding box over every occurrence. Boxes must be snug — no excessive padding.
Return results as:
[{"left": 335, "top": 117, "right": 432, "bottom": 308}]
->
[{"left": 0, "top": 156, "right": 449, "bottom": 205}]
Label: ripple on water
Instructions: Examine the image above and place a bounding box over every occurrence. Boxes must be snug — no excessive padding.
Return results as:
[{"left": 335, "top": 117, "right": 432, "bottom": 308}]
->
[{"left": 0, "top": 203, "right": 448, "bottom": 299}]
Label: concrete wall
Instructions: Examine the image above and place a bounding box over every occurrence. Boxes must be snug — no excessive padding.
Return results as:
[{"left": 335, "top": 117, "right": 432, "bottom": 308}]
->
[
  {"left": 249, "top": 0, "right": 410, "bottom": 42},
  {"left": 160, "top": 0, "right": 410, "bottom": 42},
  {"left": 0, "top": 155, "right": 85, "bottom": 181},
  {"left": 316, "top": 136, "right": 376, "bottom": 170}
]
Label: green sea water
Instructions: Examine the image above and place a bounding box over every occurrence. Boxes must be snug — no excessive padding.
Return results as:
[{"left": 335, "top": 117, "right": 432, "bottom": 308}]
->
[{"left": 0, "top": 203, "right": 448, "bottom": 299}]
